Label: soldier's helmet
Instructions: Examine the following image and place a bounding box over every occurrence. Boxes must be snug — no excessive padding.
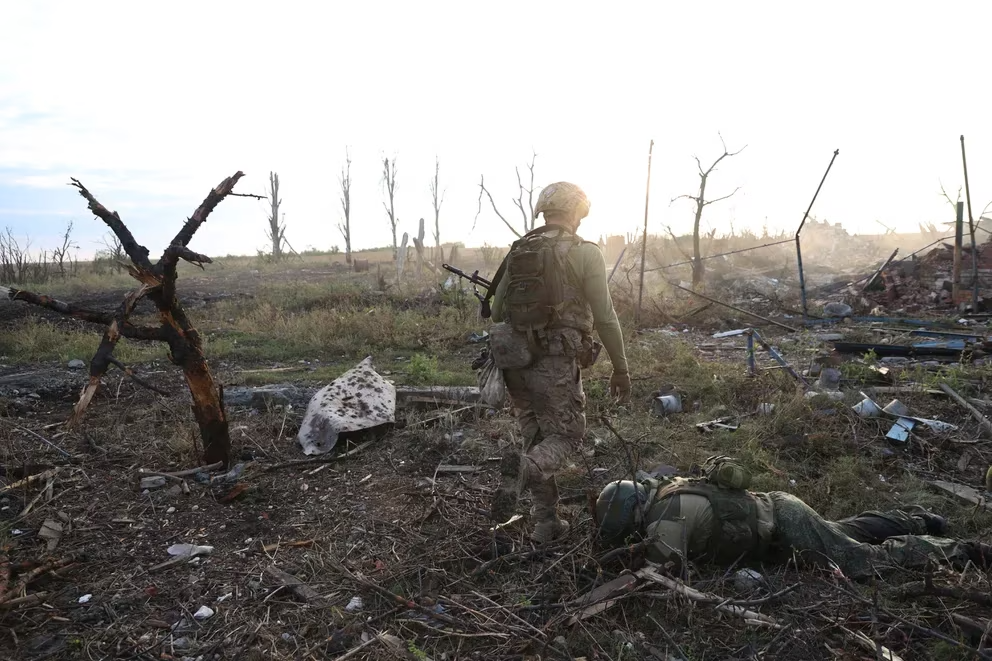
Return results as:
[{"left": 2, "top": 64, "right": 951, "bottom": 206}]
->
[
  {"left": 533, "top": 182, "right": 591, "bottom": 222},
  {"left": 595, "top": 480, "right": 648, "bottom": 543}
]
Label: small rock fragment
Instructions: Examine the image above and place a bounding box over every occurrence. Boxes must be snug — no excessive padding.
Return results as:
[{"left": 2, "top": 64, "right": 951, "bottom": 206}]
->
[{"left": 139, "top": 476, "right": 167, "bottom": 490}]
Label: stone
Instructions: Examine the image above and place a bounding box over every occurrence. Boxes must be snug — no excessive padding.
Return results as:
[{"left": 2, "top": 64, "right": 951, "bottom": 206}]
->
[{"left": 67, "top": 359, "right": 86, "bottom": 370}]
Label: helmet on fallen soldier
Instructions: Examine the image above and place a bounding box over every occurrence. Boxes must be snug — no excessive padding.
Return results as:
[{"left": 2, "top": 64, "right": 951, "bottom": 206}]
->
[
  {"left": 595, "top": 480, "right": 648, "bottom": 542},
  {"left": 533, "top": 181, "right": 591, "bottom": 222}
]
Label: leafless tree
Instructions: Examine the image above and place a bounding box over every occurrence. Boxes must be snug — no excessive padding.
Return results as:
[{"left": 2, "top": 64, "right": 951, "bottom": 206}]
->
[
  {"left": 266, "top": 171, "right": 287, "bottom": 260},
  {"left": 51, "top": 220, "right": 77, "bottom": 278},
  {"left": 475, "top": 150, "right": 538, "bottom": 238},
  {"left": 671, "top": 134, "right": 746, "bottom": 285},
  {"left": 382, "top": 156, "right": 399, "bottom": 260},
  {"left": 429, "top": 156, "right": 445, "bottom": 263},
  {"left": 338, "top": 149, "right": 353, "bottom": 264}
]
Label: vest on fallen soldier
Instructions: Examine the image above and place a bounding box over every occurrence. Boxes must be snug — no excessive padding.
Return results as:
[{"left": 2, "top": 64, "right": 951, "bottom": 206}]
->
[
  {"left": 648, "top": 477, "right": 762, "bottom": 565},
  {"left": 502, "top": 226, "right": 593, "bottom": 335}
]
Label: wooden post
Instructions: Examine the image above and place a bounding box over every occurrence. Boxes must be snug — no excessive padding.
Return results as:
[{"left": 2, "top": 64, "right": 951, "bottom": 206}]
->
[
  {"left": 636, "top": 139, "right": 654, "bottom": 326},
  {"left": 953, "top": 201, "right": 964, "bottom": 302},
  {"left": 961, "top": 135, "right": 979, "bottom": 311}
]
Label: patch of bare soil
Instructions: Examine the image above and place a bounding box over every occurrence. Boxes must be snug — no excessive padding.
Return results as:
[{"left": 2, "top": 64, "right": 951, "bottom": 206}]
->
[{"left": 1, "top": 366, "right": 991, "bottom": 661}]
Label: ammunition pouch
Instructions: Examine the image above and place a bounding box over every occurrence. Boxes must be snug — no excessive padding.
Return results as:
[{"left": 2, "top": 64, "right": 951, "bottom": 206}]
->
[{"left": 489, "top": 322, "right": 534, "bottom": 370}]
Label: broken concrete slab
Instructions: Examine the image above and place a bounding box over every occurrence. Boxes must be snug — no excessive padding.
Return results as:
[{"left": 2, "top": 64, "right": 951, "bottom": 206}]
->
[{"left": 929, "top": 479, "right": 992, "bottom": 512}]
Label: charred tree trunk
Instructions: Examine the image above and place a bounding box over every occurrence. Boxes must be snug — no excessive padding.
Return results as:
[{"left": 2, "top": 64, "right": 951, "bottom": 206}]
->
[
  {"left": 3, "top": 173, "right": 258, "bottom": 468},
  {"left": 339, "top": 150, "right": 352, "bottom": 265},
  {"left": 691, "top": 175, "right": 707, "bottom": 285},
  {"left": 267, "top": 172, "right": 284, "bottom": 260}
]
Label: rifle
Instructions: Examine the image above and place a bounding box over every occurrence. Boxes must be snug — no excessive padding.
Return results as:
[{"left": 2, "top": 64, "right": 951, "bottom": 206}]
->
[{"left": 442, "top": 264, "right": 493, "bottom": 316}]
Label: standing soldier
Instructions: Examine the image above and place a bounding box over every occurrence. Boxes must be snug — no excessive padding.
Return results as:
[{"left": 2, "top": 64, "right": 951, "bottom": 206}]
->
[{"left": 485, "top": 181, "right": 631, "bottom": 542}]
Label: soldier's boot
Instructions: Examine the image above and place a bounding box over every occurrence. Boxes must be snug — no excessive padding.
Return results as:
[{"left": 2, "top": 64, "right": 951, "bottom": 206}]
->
[
  {"left": 528, "top": 471, "right": 569, "bottom": 544},
  {"left": 903, "top": 505, "right": 950, "bottom": 536},
  {"left": 490, "top": 452, "right": 522, "bottom": 523},
  {"left": 965, "top": 541, "right": 992, "bottom": 568}
]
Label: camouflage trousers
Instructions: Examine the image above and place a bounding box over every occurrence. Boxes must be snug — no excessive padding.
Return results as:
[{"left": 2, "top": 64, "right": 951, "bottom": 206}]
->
[
  {"left": 502, "top": 345, "right": 585, "bottom": 517},
  {"left": 768, "top": 492, "right": 974, "bottom": 579}
]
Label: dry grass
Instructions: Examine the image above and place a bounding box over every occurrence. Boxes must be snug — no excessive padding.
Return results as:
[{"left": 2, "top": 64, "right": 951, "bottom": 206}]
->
[{"left": 1, "top": 252, "right": 991, "bottom": 660}]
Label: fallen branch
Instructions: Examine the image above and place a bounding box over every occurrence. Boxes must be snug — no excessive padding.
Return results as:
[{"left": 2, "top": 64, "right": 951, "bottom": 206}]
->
[
  {"left": 635, "top": 565, "right": 780, "bottom": 627},
  {"left": 895, "top": 579, "right": 992, "bottom": 607},
  {"left": 0, "top": 554, "right": 79, "bottom": 606},
  {"left": 265, "top": 566, "right": 324, "bottom": 603},
  {"left": 0, "top": 469, "right": 57, "bottom": 494},
  {"left": 940, "top": 382, "right": 992, "bottom": 438},
  {"left": 138, "top": 461, "right": 223, "bottom": 481},
  {"left": 262, "top": 440, "right": 373, "bottom": 473}
]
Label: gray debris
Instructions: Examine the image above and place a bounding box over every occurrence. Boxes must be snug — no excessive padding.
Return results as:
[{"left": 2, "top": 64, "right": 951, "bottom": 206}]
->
[
  {"left": 223, "top": 384, "right": 312, "bottom": 410},
  {"left": 67, "top": 359, "right": 86, "bottom": 370},
  {"left": 823, "top": 302, "right": 853, "bottom": 318},
  {"left": 297, "top": 357, "right": 396, "bottom": 456},
  {"left": 139, "top": 476, "right": 167, "bottom": 490}
]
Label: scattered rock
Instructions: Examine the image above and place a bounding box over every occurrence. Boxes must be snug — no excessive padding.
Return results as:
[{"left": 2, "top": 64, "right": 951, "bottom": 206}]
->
[
  {"left": 139, "top": 476, "right": 167, "bottom": 490},
  {"left": 67, "top": 359, "right": 86, "bottom": 370},
  {"left": 823, "top": 302, "right": 853, "bottom": 318}
]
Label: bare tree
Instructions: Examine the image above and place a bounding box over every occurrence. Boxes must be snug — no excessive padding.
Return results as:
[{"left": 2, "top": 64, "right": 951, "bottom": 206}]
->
[
  {"left": 338, "top": 149, "right": 353, "bottom": 265},
  {"left": 51, "top": 220, "right": 77, "bottom": 278},
  {"left": 671, "top": 134, "right": 746, "bottom": 285},
  {"left": 382, "top": 156, "right": 399, "bottom": 260},
  {"left": 429, "top": 156, "right": 445, "bottom": 263},
  {"left": 266, "top": 172, "right": 286, "bottom": 260},
  {"left": 475, "top": 150, "right": 539, "bottom": 238}
]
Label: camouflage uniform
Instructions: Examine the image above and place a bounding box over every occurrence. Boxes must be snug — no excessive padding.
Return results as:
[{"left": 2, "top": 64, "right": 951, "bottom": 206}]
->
[
  {"left": 489, "top": 182, "right": 629, "bottom": 542},
  {"left": 767, "top": 492, "right": 975, "bottom": 579},
  {"left": 502, "top": 327, "right": 587, "bottom": 525},
  {"left": 627, "top": 487, "right": 976, "bottom": 579}
]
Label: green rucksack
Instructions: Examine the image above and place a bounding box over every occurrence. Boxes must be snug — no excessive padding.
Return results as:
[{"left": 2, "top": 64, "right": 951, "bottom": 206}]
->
[{"left": 502, "top": 227, "right": 577, "bottom": 333}]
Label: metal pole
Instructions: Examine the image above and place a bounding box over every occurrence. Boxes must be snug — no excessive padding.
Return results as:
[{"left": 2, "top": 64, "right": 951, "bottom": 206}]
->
[
  {"left": 961, "top": 135, "right": 979, "bottom": 312},
  {"left": 796, "top": 149, "right": 840, "bottom": 318},
  {"left": 608, "top": 246, "right": 627, "bottom": 284},
  {"left": 953, "top": 201, "right": 964, "bottom": 303},
  {"left": 636, "top": 139, "right": 654, "bottom": 326}
]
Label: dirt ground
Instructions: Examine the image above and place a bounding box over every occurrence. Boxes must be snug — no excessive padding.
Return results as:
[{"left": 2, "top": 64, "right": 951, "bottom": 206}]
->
[{"left": 2, "top": 257, "right": 992, "bottom": 661}]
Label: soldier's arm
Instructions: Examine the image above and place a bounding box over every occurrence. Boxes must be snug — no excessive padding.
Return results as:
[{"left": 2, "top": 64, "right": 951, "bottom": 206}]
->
[
  {"left": 578, "top": 244, "right": 628, "bottom": 374},
  {"left": 490, "top": 274, "right": 509, "bottom": 322}
]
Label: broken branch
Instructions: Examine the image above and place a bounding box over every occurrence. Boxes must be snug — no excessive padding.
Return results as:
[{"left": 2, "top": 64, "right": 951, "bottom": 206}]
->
[
  {"left": 69, "top": 178, "right": 151, "bottom": 269},
  {"left": 169, "top": 171, "right": 246, "bottom": 249}
]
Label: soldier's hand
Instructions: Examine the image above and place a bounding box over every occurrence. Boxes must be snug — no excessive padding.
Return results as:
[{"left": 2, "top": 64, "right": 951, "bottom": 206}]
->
[{"left": 610, "top": 371, "right": 631, "bottom": 403}]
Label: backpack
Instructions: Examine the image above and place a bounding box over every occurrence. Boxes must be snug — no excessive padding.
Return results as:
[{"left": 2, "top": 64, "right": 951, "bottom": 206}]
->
[{"left": 502, "top": 227, "right": 578, "bottom": 333}]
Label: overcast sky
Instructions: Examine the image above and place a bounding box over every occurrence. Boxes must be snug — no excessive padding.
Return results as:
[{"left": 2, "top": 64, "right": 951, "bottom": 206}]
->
[{"left": 1, "top": 1, "right": 990, "bottom": 260}]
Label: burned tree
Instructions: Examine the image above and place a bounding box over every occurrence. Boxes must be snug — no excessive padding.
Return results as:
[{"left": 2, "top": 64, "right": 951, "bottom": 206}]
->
[
  {"left": 382, "top": 156, "right": 399, "bottom": 260},
  {"left": 672, "top": 135, "right": 746, "bottom": 285},
  {"left": 266, "top": 171, "right": 287, "bottom": 260},
  {"left": 429, "top": 156, "right": 445, "bottom": 263},
  {"left": 338, "top": 149, "right": 353, "bottom": 265},
  {"left": 1, "top": 173, "right": 260, "bottom": 467},
  {"left": 476, "top": 150, "right": 538, "bottom": 238}
]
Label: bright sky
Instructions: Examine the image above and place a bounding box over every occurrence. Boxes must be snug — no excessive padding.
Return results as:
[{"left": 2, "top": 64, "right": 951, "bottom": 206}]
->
[{"left": 2, "top": 1, "right": 990, "bottom": 260}]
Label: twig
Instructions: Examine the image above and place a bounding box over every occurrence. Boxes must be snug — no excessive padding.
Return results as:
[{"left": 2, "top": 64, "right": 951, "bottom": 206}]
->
[
  {"left": 940, "top": 382, "right": 992, "bottom": 439},
  {"left": 0, "top": 592, "right": 48, "bottom": 610},
  {"left": 895, "top": 580, "right": 992, "bottom": 607},
  {"left": 138, "top": 462, "right": 223, "bottom": 480},
  {"left": 10, "top": 425, "right": 73, "bottom": 459},
  {"left": 107, "top": 358, "right": 171, "bottom": 396},
  {"left": 0, "top": 555, "right": 9, "bottom": 603},
  {"left": 262, "top": 440, "right": 374, "bottom": 473},
  {"left": 0, "top": 554, "right": 79, "bottom": 606},
  {"left": 636, "top": 565, "right": 781, "bottom": 627},
  {"left": 0, "top": 469, "right": 57, "bottom": 494}
]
